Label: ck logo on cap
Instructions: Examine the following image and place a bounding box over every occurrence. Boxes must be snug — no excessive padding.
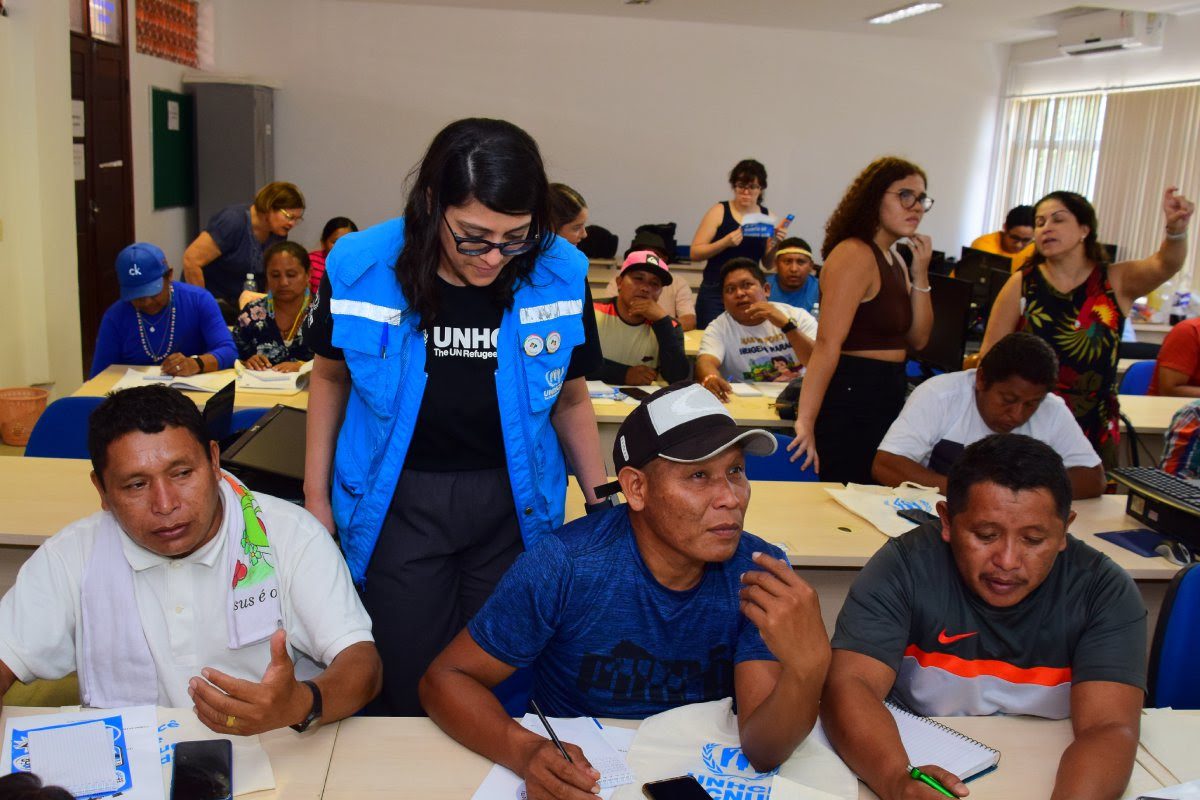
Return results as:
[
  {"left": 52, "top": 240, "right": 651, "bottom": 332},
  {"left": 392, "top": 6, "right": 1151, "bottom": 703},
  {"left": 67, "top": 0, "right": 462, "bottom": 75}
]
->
[{"left": 128, "top": 265, "right": 142, "bottom": 276}]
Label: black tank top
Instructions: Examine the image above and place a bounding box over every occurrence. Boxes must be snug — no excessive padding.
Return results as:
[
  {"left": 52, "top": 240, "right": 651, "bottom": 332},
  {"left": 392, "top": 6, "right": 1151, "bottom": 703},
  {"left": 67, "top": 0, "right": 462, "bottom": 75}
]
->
[
  {"left": 841, "top": 240, "right": 913, "bottom": 352},
  {"left": 702, "top": 201, "right": 770, "bottom": 284}
]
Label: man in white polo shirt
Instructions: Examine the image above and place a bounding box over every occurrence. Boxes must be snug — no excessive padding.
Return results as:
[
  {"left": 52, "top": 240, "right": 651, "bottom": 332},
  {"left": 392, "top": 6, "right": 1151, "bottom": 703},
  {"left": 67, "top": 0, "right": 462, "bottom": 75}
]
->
[
  {"left": 873, "top": 332, "right": 1105, "bottom": 498},
  {"left": 0, "top": 385, "right": 381, "bottom": 735}
]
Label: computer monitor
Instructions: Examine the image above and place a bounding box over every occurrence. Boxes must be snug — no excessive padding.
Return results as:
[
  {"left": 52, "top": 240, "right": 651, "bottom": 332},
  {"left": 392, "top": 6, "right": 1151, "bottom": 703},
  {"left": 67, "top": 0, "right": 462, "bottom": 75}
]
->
[
  {"left": 221, "top": 405, "right": 306, "bottom": 500},
  {"left": 909, "top": 274, "right": 972, "bottom": 374},
  {"left": 928, "top": 250, "right": 950, "bottom": 276},
  {"left": 202, "top": 380, "right": 235, "bottom": 441},
  {"left": 957, "top": 246, "right": 1013, "bottom": 313},
  {"left": 982, "top": 268, "right": 1011, "bottom": 321}
]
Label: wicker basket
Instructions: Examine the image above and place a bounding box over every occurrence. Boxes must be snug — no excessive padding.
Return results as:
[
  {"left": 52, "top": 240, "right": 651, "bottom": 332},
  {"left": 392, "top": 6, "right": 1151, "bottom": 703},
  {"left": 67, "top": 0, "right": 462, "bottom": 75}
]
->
[{"left": 0, "top": 387, "right": 50, "bottom": 446}]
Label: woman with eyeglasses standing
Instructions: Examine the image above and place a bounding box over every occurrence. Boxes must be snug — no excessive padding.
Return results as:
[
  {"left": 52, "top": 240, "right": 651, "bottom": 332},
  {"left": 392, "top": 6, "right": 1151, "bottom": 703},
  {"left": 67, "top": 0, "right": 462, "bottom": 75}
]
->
[
  {"left": 303, "top": 118, "right": 607, "bottom": 715},
  {"left": 786, "top": 157, "right": 935, "bottom": 484},
  {"left": 980, "top": 187, "right": 1194, "bottom": 469},
  {"left": 690, "top": 159, "right": 784, "bottom": 328},
  {"left": 182, "top": 181, "right": 306, "bottom": 323}
]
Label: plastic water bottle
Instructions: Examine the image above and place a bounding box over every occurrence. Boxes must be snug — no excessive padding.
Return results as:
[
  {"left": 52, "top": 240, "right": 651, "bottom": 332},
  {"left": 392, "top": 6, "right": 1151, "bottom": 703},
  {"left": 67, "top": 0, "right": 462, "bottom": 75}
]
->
[
  {"left": 810, "top": 302, "right": 820, "bottom": 322},
  {"left": 243, "top": 273, "right": 257, "bottom": 293}
]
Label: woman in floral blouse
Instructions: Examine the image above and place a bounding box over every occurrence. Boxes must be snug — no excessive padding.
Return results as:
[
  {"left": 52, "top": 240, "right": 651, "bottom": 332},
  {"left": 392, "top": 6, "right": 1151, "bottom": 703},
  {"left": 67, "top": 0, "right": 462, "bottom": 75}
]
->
[
  {"left": 233, "top": 241, "right": 314, "bottom": 371},
  {"left": 982, "top": 187, "right": 1194, "bottom": 468}
]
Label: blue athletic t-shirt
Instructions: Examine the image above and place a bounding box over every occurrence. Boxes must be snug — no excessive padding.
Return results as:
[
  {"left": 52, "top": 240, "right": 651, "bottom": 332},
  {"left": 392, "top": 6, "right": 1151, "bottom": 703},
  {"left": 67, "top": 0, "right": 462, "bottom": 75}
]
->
[
  {"left": 468, "top": 505, "right": 783, "bottom": 719},
  {"left": 765, "top": 273, "right": 819, "bottom": 314}
]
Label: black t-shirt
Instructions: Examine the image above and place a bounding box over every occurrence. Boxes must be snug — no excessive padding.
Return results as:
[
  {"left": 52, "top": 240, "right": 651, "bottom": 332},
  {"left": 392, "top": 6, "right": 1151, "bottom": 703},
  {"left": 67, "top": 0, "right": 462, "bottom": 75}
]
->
[{"left": 305, "top": 272, "right": 601, "bottom": 472}]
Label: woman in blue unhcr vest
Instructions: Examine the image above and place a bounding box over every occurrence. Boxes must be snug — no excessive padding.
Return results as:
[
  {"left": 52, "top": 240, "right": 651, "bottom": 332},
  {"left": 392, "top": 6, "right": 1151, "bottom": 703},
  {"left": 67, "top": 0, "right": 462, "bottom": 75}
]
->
[{"left": 302, "top": 118, "right": 609, "bottom": 715}]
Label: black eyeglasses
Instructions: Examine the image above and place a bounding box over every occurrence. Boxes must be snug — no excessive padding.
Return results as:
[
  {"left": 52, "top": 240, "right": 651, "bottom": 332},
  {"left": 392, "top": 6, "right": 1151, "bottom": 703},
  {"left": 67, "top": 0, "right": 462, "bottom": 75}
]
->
[
  {"left": 443, "top": 215, "right": 539, "bottom": 257},
  {"left": 887, "top": 190, "right": 935, "bottom": 212}
]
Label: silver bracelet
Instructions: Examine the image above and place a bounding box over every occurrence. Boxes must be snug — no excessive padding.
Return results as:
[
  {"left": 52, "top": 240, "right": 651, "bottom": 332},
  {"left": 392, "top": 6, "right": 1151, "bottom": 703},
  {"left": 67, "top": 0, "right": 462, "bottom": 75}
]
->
[
  {"left": 911, "top": 284, "right": 932, "bottom": 293},
  {"left": 1166, "top": 228, "right": 1188, "bottom": 240}
]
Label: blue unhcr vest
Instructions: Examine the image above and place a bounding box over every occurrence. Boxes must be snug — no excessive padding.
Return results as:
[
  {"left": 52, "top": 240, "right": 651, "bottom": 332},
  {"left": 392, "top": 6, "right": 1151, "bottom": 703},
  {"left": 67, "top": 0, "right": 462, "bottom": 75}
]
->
[{"left": 325, "top": 217, "right": 588, "bottom": 585}]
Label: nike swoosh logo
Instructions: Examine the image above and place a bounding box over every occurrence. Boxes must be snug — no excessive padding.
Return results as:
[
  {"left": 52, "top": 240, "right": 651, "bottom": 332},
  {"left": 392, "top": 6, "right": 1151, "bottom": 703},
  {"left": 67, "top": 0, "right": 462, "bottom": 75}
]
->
[{"left": 937, "top": 629, "right": 978, "bottom": 645}]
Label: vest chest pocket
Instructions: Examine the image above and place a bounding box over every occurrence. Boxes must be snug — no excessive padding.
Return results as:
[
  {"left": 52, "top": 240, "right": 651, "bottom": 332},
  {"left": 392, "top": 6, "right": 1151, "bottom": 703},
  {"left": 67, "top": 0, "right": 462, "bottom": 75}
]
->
[
  {"left": 518, "top": 316, "right": 584, "bottom": 412},
  {"left": 343, "top": 342, "right": 403, "bottom": 419}
]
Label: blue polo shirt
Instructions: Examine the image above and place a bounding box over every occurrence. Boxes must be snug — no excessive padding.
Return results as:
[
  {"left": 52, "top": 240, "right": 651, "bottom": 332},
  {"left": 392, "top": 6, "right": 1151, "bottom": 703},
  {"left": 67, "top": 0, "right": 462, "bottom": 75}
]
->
[
  {"left": 468, "top": 505, "right": 783, "bottom": 719},
  {"left": 765, "top": 273, "right": 819, "bottom": 313},
  {"left": 90, "top": 282, "right": 237, "bottom": 377}
]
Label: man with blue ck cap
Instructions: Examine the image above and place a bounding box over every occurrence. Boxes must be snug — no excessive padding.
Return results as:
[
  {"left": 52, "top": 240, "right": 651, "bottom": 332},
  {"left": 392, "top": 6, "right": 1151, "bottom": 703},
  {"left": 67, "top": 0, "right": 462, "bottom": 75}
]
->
[
  {"left": 90, "top": 242, "right": 237, "bottom": 378},
  {"left": 421, "top": 382, "right": 831, "bottom": 799}
]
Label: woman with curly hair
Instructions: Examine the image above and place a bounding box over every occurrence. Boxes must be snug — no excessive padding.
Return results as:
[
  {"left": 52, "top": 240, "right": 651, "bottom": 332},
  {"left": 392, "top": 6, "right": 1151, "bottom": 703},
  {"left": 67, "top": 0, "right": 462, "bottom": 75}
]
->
[
  {"left": 786, "top": 157, "right": 935, "bottom": 483},
  {"left": 980, "top": 187, "right": 1194, "bottom": 468}
]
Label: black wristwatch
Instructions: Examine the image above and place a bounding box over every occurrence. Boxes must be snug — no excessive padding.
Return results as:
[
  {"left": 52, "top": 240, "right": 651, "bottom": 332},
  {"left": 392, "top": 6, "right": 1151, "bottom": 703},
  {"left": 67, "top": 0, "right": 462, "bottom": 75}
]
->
[
  {"left": 290, "top": 679, "right": 323, "bottom": 732},
  {"left": 779, "top": 320, "right": 798, "bottom": 334},
  {"left": 192, "top": 355, "right": 205, "bottom": 374}
]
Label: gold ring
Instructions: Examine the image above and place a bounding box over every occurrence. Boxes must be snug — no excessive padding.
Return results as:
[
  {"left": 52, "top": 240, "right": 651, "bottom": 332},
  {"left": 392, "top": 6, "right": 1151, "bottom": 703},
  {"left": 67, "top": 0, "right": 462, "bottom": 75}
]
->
[{"left": 225, "top": 714, "right": 237, "bottom": 728}]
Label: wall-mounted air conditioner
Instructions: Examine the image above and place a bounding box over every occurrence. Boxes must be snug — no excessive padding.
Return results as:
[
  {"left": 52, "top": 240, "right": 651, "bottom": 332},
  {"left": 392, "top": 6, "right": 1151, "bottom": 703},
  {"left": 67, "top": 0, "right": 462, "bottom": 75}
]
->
[{"left": 1056, "top": 10, "right": 1164, "bottom": 56}]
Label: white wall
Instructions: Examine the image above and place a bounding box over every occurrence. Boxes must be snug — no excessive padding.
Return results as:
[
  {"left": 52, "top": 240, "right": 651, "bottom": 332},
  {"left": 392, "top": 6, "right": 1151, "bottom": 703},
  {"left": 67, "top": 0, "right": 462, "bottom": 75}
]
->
[
  {"left": 129, "top": 0, "right": 192, "bottom": 267},
  {"left": 1007, "top": 12, "right": 1200, "bottom": 96},
  {"left": 202, "top": 0, "right": 1006, "bottom": 260},
  {"left": 0, "top": 0, "right": 81, "bottom": 392}
]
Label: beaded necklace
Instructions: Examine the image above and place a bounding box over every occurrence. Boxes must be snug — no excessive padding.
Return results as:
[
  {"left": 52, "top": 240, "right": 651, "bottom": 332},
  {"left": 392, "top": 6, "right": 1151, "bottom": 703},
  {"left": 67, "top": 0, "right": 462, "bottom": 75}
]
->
[
  {"left": 135, "top": 286, "right": 176, "bottom": 363},
  {"left": 267, "top": 288, "right": 311, "bottom": 346}
]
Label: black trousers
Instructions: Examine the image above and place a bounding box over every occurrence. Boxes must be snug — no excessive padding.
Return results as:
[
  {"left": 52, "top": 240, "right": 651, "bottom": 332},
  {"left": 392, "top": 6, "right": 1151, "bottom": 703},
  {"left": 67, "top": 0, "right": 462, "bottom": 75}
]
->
[
  {"left": 359, "top": 467, "right": 523, "bottom": 716},
  {"left": 813, "top": 355, "right": 908, "bottom": 485}
]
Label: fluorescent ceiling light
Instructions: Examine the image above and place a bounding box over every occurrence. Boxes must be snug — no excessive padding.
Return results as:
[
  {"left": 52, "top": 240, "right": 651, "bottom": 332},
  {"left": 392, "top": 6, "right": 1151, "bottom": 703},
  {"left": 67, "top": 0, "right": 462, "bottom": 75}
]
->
[{"left": 868, "top": 2, "right": 944, "bottom": 24}]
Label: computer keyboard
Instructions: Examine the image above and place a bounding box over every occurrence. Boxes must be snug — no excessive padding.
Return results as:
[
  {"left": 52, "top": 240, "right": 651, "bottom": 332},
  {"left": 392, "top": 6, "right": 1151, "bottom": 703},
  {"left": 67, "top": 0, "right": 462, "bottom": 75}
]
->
[
  {"left": 1112, "top": 468, "right": 1200, "bottom": 550},
  {"left": 1113, "top": 467, "right": 1200, "bottom": 511}
]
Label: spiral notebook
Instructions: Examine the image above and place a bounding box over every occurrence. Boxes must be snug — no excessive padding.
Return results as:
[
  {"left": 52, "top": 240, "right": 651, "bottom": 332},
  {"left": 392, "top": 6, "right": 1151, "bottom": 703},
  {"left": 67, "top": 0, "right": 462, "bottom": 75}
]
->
[{"left": 886, "top": 701, "right": 1000, "bottom": 782}]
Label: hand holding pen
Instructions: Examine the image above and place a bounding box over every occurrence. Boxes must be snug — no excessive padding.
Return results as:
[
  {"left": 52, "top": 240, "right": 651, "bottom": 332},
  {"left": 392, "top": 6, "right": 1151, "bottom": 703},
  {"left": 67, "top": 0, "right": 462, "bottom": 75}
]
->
[
  {"left": 519, "top": 700, "right": 601, "bottom": 799},
  {"left": 899, "top": 764, "right": 968, "bottom": 798}
]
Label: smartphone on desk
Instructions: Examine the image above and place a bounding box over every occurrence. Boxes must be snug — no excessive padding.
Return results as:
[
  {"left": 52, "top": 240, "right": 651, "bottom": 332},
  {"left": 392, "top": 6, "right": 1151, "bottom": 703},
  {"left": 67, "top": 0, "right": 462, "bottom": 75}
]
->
[
  {"left": 171, "top": 739, "right": 233, "bottom": 800},
  {"left": 896, "top": 508, "right": 938, "bottom": 527},
  {"left": 643, "top": 776, "right": 711, "bottom": 800},
  {"left": 622, "top": 387, "right": 653, "bottom": 401}
]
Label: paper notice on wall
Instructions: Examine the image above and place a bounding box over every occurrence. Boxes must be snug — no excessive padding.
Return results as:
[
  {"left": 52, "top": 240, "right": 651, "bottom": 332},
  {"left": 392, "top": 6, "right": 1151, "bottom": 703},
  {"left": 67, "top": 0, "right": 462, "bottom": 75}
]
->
[
  {"left": 167, "top": 100, "right": 180, "bottom": 131},
  {"left": 72, "top": 99, "right": 85, "bottom": 137},
  {"left": 73, "top": 144, "right": 86, "bottom": 181}
]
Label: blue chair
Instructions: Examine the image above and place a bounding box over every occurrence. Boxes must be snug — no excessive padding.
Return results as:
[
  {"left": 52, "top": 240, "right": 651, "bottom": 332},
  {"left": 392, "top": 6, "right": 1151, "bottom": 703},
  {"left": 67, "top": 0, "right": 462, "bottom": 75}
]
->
[
  {"left": 1146, "top": 562, "right": 1200, "bottom": 709},
  {"left": 1120, "top": 360, "right": 1156, "bottom": 396},
  {"left": 744, "top": 432, "right": 818, "bottom": 482},
  {"left": 24, "top": 397, "right": 105, "bottom": 459}
]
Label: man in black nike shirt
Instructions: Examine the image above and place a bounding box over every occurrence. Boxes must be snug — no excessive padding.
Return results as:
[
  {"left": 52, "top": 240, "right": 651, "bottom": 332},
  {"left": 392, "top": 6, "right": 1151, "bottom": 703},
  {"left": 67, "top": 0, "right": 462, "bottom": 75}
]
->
[{"left": 822, "top": 434, "right": 1146, "bottom": 800}]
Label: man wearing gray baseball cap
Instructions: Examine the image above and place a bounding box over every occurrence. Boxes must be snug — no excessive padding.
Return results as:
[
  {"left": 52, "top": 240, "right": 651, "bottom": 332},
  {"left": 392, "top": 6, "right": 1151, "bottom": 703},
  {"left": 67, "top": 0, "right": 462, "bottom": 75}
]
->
[{"left": 421, "top": 382, "right": 830, "bottom": 799}]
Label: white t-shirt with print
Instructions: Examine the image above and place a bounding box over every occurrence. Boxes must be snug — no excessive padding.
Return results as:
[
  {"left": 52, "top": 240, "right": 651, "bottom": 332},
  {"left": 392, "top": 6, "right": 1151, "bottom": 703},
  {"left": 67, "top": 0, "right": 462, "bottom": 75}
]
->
[
  {"left": 698, "top": 302, "right": 818, "bottom": 382},
  {"left": 877, "top": 369, "right": 1101, "bottom": 470}
]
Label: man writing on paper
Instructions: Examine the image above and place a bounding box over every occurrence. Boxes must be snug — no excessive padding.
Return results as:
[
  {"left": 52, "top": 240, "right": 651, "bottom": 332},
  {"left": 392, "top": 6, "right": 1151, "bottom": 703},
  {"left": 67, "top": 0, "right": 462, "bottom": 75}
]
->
[
  {"left": 696, "top": 258, "right": 818, "bottom": 400},
  {"left": 421, "top": 383, "right": 830, "bottom": 798},
  {"left": 0, "top": 386, "right": 381, "bottom": 735},
  {"left": 872, "top": 332, "right": 1105, "bottom": 498},
  {"left": 823, "top": 435, "right": 1146, "bottom": 800}
]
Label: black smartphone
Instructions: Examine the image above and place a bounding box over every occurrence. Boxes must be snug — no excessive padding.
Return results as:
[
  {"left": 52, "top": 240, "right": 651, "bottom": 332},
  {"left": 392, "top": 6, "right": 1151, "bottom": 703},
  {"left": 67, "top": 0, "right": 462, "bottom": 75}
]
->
[
  {"left": 622, "top": 387, "right": 652, "bottom": 401},
  {"left": 896, "top": 507, "right": 938, "bottom": 526},
  {"left": 643, "top": 775, "right": 711, "bottom": 800},
  {"left": 170, "top": 739, "right": 233, "bottom": 800}
]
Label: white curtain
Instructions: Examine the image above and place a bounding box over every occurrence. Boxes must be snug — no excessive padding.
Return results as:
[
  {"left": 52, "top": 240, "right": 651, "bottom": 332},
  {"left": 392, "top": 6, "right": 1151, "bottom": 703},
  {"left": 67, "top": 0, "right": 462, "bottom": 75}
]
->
[
  {"left": 988, "top": 93, "right": 1107, "bottom": 231},
  {"left": 1092, "top": 85, "right": 1200, "bottom": 297}
]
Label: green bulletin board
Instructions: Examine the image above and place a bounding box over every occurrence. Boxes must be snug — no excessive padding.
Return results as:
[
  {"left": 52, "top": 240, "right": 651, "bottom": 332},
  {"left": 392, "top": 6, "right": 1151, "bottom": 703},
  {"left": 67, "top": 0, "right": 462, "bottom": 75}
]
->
[{"left": 151, "top": 87, "right": 194, "bottom": 209}]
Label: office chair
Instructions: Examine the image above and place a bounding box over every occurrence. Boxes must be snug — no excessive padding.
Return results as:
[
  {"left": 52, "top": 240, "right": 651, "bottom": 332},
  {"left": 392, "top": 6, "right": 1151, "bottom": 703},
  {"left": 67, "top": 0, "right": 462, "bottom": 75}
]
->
[
  {"left": 23, "top": 396, "right": 105, "bottom": 459},
  {"left": 1119, "top": 361, "right": 1155, "bottom": 396},
  {"left": 1146, "top": 562, "right": 1200, "bottom": 709},
  {"left": 744, "top": 432, "right": 819, "bottom": 482}
]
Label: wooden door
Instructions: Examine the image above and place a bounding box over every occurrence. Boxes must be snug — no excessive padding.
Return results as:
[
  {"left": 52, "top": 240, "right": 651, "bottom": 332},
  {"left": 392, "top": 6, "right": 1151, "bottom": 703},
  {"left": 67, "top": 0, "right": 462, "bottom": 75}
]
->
[{"left": 71, "top": 0, "right": 135, "bottom": 374}]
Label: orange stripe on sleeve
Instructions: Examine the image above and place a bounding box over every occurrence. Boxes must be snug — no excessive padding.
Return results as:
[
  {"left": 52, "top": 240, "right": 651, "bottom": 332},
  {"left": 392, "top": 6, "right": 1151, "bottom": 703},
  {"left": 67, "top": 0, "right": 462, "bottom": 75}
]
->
[{"left": 904, "top": 644, "right": 1072, "bottom": 687}]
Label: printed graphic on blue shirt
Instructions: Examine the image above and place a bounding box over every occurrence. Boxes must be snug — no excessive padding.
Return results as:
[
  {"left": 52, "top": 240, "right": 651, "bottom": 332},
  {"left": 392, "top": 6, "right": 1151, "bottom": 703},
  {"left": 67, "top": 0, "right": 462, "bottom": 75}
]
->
[{"left": 468, "top": 507, "right": 782, "bottom": 719}]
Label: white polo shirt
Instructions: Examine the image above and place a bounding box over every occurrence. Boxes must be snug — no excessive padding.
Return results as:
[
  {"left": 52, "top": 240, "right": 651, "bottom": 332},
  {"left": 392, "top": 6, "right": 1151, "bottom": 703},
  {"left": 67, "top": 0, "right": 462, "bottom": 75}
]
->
[
  {"left": 699, "top": 302, "right": 818, "bottom": 382},
  {"left": 877, "top": 369, "right": 1101, "bottom": 471},
  {"left": 0, "top": 491, "right": 373, "bottom": 708}
]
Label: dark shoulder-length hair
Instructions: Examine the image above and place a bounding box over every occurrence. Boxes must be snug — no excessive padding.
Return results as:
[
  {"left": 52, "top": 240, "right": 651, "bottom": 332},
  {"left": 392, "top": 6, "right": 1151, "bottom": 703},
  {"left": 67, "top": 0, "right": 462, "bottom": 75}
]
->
[
  {"left": 822, "top": 156, "right": 926, "bottom": 259},
  {"left": 395, "top": 118, "right": 551, "bottom": 324},
  {"left": 1025, "top": 190, "right": 1107, "bottom": 270},
  {"left": 549, "top": 183, "right": 587, "bottom": 230}
]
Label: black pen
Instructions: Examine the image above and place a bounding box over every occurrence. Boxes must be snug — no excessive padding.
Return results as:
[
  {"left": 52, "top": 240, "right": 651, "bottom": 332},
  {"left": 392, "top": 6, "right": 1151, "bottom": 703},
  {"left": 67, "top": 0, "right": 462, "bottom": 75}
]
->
[{"left": 530, "top": 699, "right": 573, "bottom": 763}]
